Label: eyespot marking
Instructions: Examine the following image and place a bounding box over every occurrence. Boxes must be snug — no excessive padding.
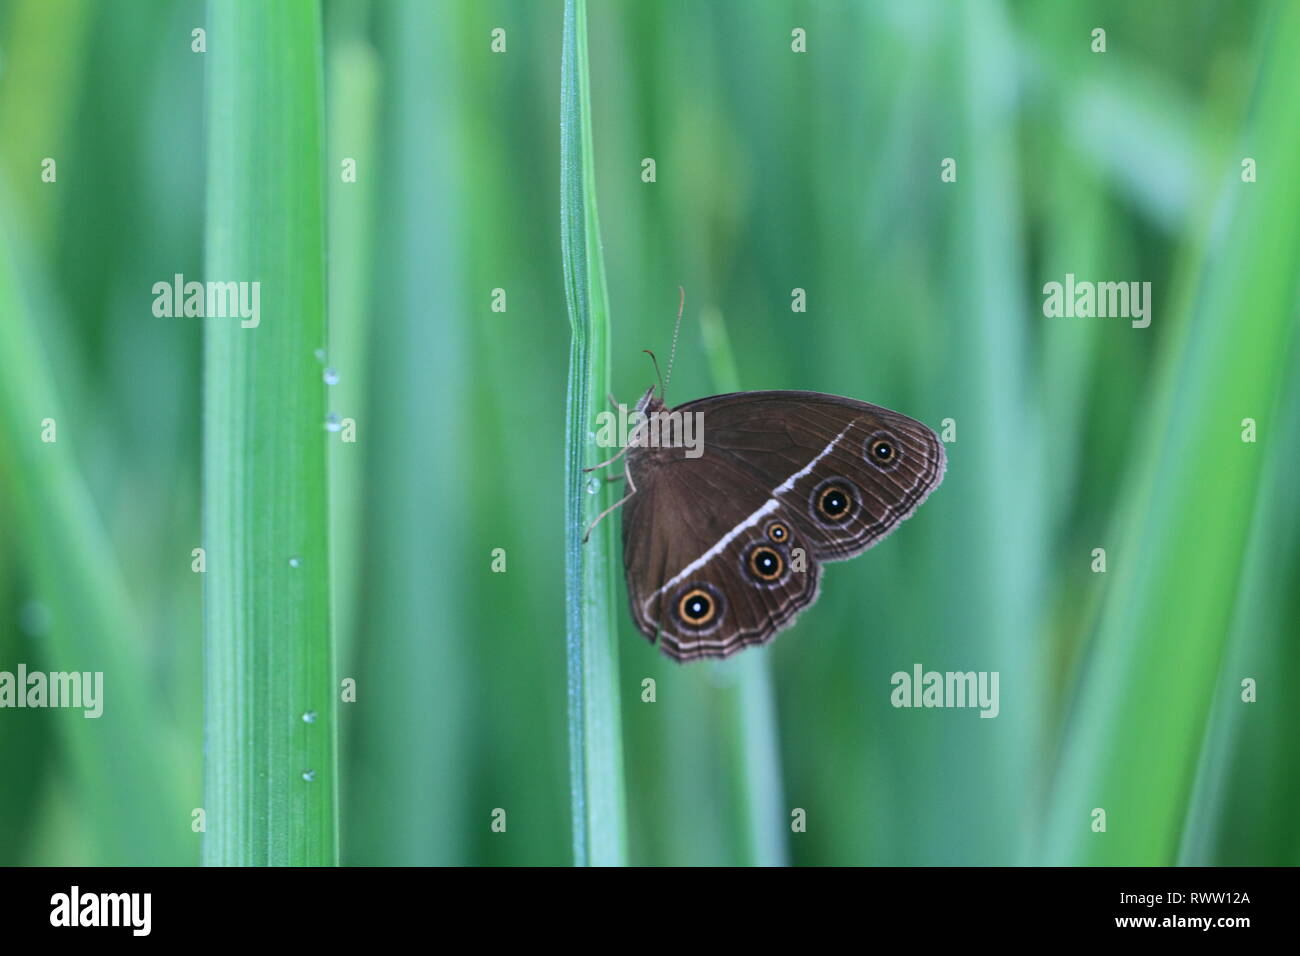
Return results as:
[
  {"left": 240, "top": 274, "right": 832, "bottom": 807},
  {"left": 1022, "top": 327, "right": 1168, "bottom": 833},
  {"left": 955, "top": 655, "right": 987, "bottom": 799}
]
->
[
  {"left": 864, "top": 430, "right": 902, "bottom": 470},
  {"left": 675, "top": 584, "right": 723, "bottom": 631},
  {"left": 811, "top": 478, "right": 857, "bottom": 524},
  {"left": 746, "top": 544, "right": 785, "bottom": 582}
]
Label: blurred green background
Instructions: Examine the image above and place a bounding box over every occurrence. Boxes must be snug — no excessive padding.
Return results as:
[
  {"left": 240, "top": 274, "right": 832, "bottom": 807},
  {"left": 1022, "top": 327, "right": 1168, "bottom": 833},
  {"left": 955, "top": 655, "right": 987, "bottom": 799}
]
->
[{"left": 1, "top": 0, "right": 1297, "bottom": 866}]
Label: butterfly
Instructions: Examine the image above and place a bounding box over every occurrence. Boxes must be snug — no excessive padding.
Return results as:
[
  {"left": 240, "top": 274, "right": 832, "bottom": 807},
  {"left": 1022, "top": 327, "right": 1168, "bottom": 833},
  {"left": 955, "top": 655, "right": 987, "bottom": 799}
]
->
[{"left": 587, "top": 299, "right": 946, "bottom": 662}]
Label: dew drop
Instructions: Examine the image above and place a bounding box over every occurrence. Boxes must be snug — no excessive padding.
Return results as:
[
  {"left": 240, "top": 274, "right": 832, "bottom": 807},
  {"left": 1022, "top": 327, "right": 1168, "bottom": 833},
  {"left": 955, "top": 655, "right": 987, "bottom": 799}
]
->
[
  {"left": 302, "top": 711, "right": 317, "bottom": 724},
  {"left": 302, "top": 770, "right": 316, "bottom": 782},
  {"left": 314, "top": 348, "right": 326, "bottom": 363},
  {"left": 586, "top": 477, "right": 600, "bottom": 494},
  {"left": 325, "top": 413, "right": 342, "bottom": 432},
  {"left": 288, "top": 556, "right": 302, "bottom": 568},
  {"left": 323, "top": 367, "right": 339, "bottom": 386}
]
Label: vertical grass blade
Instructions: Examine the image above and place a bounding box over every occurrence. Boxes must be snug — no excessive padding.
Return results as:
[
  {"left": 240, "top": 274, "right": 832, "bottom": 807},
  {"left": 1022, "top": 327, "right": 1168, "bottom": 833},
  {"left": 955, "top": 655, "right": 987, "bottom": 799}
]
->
[
  {"left": 345, "top": 0, "right": 471, "bottom": 867},
  {"left": 203, "top": 0, "right": 336, "bottom": 866},
  {"left": 0, "top": 198, "right": 190, "bottom": 865},
  {"left": 1177, "top": 363, "right": 1300, "bottom": 865},
  {"left": 560, "top": 0, "right": 628, "bottom": 867},
  {"left": 1041, "top": 2, "right": 1300, "bottom": 864},
  {"left": 701, "top": 306, "right": 789, "bottom": 867},
  {"left": 324, "top": 2, "right": 377, "bottom": 679}
]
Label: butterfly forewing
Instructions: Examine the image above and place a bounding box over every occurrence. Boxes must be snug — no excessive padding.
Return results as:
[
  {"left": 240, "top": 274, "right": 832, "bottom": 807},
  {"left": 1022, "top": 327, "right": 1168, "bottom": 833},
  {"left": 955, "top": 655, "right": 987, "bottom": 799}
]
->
[{"left": 695, "top": 394, "right": 946, "bottom": 560}]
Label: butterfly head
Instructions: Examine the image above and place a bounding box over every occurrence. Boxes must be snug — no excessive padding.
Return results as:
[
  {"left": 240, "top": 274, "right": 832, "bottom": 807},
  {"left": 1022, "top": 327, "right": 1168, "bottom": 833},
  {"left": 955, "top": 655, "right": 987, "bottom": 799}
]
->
[{"left": 635, "top": 384, "right": 664, "bottom": 416}]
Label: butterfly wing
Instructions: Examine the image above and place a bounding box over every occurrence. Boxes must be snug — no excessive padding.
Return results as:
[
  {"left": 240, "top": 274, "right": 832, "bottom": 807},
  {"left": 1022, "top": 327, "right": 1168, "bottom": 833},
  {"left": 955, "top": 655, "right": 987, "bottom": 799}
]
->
[
  {"left": 621, "top": 390, "right": 946, "bottom": 661},
  {"left": 621, "top": 442, "right": 824, "bottom": 662}
]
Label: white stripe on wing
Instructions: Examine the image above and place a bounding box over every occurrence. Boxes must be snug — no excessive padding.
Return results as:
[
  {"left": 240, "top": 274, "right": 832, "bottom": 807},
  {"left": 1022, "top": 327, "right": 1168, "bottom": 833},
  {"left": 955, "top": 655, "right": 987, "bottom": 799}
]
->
[{"left": 644, "top": 422, "right": 854, "bottom": 610}]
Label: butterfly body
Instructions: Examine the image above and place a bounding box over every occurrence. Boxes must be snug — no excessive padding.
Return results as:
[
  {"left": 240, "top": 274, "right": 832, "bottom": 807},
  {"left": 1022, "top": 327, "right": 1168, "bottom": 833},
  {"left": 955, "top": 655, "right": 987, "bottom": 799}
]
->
[{"left": 620, "top": 389, "right": 946, "bottom": 662}]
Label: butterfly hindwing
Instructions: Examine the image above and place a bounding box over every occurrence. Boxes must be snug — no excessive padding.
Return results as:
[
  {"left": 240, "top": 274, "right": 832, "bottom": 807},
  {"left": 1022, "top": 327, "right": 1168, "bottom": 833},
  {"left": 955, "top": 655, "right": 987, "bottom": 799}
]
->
[{"left": 622, "top": 465, "right": 823, "bottom": 661}]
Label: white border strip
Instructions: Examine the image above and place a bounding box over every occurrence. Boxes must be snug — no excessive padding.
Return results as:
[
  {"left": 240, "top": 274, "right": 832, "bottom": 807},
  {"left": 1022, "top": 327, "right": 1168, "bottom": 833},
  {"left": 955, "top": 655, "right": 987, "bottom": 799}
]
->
[{"left": 645, "top": 423, "right": 853, "bottom": 607}]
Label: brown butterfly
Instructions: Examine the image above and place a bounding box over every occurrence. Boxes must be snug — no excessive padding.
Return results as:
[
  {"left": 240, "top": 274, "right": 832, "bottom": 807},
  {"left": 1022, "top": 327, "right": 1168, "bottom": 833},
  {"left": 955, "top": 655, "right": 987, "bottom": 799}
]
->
[{"left": 587, "top": 304, "right": 946, "bottom": 662}]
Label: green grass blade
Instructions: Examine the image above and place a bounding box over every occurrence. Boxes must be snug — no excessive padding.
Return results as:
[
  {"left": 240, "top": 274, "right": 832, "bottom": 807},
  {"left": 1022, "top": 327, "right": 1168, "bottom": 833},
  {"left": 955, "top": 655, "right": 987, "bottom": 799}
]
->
[
  {"left": 701, "top": 305, "right": 789, "bottom": 867},
  {"left": 1041, "top": 1, "right": 1300, "bottom": 864},
  {"left": 1177, "top": 362, "right": 1300, "bottom": 865},
  {"left": 0, "top": 196, "right": 190, "bottom": 865},
  {"left": 560, "top": 0, "right": 628, "bottom": 867},
  {"left": 202, "top": 0, "right": 336, "bottom": 866},
  {"left": 324, "top": 3, "right": 376, "bottom": 683},
  {"left": 344, "top": 0, "right": 472, "bottom": 867}
]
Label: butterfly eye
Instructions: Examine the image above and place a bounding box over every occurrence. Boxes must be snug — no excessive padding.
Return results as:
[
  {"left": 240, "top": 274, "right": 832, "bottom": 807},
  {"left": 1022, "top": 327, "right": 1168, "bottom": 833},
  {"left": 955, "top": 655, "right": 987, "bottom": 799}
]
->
[
  {"left": 865, "top": 431, "right": 901, "bottom": 469},
  {"left": 746, "top": 544, "right": 785, "bottom": 582},
  {"left": 676, "top": 586, "right": 721, "bottom": 629},
  {"left": 811, "top": 478, "right": 857, "bottom": 524},
  {"left": 766, "top": 522, "right": 789, "bottom": 543}
]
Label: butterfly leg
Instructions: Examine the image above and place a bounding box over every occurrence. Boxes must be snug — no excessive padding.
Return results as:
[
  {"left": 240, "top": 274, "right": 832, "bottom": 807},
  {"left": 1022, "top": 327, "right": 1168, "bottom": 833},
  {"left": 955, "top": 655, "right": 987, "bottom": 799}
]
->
[
  {"left": 582, "top": 467, "right": 637, "bottom": 543},
  {"left": 585, "top": 395, "right": 638, "bottom": 473},
  {"left": 583, "top": 443, "right": 628, "bottom": 474}
]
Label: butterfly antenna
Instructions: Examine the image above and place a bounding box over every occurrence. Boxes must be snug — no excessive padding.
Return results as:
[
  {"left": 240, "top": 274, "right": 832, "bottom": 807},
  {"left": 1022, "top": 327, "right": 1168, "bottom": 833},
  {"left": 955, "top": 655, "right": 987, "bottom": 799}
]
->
[
  {"left": 662, "top": 286, "right": 685, "bottom": 401},
  {"left": 642, "top": 349, "right": 664, "bottom": 396}
]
